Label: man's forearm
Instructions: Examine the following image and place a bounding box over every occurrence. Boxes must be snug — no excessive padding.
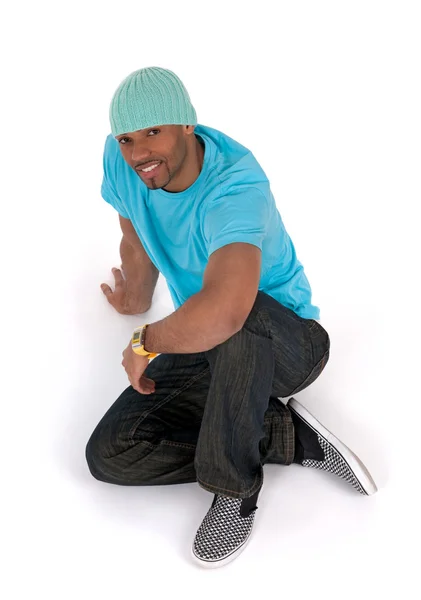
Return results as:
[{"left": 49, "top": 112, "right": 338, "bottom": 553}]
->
[
  {"left": 120, "top": 236, "right": 159, "bottom": 312},
  {"left": 143, "top": 289, "right": 241, "bottom": 354}
]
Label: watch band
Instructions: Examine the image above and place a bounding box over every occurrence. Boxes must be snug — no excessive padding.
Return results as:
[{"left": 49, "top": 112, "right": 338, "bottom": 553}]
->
[{"left": 131, "top": 324, "right": 158, "bottom": 359}]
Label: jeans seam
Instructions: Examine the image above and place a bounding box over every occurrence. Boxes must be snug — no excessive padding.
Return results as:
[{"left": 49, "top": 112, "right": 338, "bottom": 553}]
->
[
  {"left": 227, "top": 309, "right": 270, "bottom": 495},
  {"left": 160, "top": 440, "right": 197, "bottom": 450},
  {"left": 101, "top": 439, "right": 154, "bottom": 460},
  {"left": 228, "top": 330, "right": 258, "bottom": 495}
]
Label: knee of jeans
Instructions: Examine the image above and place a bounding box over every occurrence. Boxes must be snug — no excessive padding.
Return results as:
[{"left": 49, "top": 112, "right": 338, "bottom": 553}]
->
[
  {"left": 85, "top": 424, "right": 126, "bottom": 483},
  {"left": 85, "top": 423, "right": 156, "bottom": 484},
  {"left": 85, "top": 429, "right": 108, "bottom": 481}
]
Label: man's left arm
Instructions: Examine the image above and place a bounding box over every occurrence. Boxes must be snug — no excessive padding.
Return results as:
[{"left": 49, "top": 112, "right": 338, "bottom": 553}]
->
[{"left": 143, "top": 242, "right": 262, "bottom": 354}]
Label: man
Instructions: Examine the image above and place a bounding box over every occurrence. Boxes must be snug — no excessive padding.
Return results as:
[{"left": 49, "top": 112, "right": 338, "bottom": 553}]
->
[{"left": 85, "top": 66, "right": 377, "bottom": 568}]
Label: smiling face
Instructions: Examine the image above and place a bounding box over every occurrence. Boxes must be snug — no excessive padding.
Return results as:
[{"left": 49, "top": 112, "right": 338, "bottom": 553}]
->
[{"left": 115, "top": 124, "right": 196, "bottom": 191}]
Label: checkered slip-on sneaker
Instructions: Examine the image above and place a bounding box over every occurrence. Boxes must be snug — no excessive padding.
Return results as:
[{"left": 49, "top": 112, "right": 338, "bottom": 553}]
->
[
  {"left": 191, "top": 491, "right": 259, "bottom": 568},
  {"left": 287, "top": 397, "right": 377, "bottom": 495}
]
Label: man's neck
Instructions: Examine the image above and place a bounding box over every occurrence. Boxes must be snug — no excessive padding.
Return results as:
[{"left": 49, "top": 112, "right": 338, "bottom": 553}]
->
[{"left": 163, "top": 135, "right": 205, "bottom": 193}]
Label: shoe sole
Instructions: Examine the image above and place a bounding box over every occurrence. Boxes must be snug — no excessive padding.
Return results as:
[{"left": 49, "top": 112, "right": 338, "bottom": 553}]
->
[
  {"left": 191, "top": 526, "right": 254, "bottom": 568},
  {"left": 287, "top": 397, "right": 378, "bottom": 495}
]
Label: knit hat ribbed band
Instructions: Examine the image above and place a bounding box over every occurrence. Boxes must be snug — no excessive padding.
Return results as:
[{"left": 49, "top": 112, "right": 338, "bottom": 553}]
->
[{"left": 109, "top": 66, "right": 197, "bottom": 137}]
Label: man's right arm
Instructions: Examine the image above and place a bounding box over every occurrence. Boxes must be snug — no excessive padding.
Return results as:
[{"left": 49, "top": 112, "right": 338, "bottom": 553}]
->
[{"left": 119, "top": 215, "right": 160, "bottom": 313}]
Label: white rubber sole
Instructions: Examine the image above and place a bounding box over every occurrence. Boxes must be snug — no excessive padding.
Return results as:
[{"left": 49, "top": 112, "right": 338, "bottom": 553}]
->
[
  {"left": 287, "top": 397, "right": 378, "bottom": 495},
  {"left": 191, "top": 526, "right": 255, "bottom": 569}
]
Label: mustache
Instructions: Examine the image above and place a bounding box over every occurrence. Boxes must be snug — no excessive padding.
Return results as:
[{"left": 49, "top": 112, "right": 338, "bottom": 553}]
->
[{"left": 135, "top": 160, "right": 163, "bottom": 170}]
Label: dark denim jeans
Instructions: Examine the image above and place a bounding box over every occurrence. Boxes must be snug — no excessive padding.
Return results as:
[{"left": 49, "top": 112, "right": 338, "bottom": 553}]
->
[{"left": 86, "top": 291, "right": 330, "bottom": 499}]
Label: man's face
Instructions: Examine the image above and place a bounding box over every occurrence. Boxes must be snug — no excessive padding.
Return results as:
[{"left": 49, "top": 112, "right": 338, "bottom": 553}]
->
[{"left": 115, "top": 124, "right": 189, "bottom": 190}]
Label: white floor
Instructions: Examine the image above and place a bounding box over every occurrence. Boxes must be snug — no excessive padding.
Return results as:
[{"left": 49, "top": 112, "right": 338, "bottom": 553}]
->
[
  {"left": 3, "top": 3, "right": 419, "bottom": 598},
  {"left": 8, "top": 266, "right": 412, "bottom": 599}
]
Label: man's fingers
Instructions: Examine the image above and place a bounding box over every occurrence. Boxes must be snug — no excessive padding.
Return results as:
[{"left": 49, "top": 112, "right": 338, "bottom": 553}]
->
[
  {"left": 131, "top": 381, "right": 152, "bottom": 394},
  {"left": 112, "top": 267, "right": 125, "bottom": 286},
  {"left": 100, "top": 268, "right": 124, "bottom": 301},
  {"left": 100, "top": 283, "right": 112, "bottom": 296},
  {"left": 129, "top": 375, "right": 155, "bottom": 394}
]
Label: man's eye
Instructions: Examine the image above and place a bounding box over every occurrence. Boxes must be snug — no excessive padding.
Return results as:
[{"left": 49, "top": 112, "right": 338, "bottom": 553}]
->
[{"left": 118, "top": 130, "right": 159, "bottom": 144}]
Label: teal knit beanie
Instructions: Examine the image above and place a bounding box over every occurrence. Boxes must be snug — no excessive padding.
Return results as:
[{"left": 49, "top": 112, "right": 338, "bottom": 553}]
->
[{"left": 109, "top": 66, "right": 197, "bottom": 137}]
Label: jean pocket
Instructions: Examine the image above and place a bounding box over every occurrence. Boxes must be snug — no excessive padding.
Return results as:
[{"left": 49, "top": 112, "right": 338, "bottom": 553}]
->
[{"left": 287, "top": 349, "right": 330, "bottom": 395}]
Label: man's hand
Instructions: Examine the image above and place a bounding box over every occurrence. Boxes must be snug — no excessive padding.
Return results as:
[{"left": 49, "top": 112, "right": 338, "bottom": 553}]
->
[
  {"left": 121, "top": 340, "right": 156, "bottom": 394},
  {"left": 100, "top": 267, "right": 146, "bottom": 315}
]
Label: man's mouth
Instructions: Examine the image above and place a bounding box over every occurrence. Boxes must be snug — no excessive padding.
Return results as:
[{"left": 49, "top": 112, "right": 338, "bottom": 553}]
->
[{"left": 136, "top": 161, "right": 162, "bottom": 178}]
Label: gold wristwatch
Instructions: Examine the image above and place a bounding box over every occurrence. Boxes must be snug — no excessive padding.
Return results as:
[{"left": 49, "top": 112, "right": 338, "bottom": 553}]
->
[{"left": 131, "top": 324, "right": 158, "bottom": 359}]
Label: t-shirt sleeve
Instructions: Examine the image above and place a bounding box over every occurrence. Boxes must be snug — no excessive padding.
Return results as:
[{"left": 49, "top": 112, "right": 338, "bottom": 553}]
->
[
  {"left": 203, "top": 187, "right": 270, "bottom": 257},
  {"left": 100, "top": 136, "right": 130, "bottom": 219}
]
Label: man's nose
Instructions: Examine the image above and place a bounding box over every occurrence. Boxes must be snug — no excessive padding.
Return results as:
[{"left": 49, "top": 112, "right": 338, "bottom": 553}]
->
[{"left": 130, "top": 140, "right": 153, "bottom": 163}]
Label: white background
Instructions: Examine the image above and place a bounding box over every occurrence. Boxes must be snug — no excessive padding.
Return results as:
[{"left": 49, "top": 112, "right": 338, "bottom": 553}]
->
[{"left": 1, "top": 1, "right": 420, "bottom": 598}]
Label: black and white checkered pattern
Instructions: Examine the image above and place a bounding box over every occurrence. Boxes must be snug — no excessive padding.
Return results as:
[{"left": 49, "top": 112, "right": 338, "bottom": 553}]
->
[
  {"left": 302, "top": 435, "right": 366, "bottom": 495},
  {"left": 192, "top": 495, "right": 256, "bottom": 564}
]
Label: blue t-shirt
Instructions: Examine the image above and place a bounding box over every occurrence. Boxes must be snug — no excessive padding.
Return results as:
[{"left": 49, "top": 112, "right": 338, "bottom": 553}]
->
[{"left": 101, "top": 124, "right": 320, "bottom": 320}]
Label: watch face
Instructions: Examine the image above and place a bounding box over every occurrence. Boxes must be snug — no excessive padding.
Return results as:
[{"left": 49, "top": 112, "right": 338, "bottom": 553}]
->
[{"left": 133, "top": 331, "right": 141, "bottom": 343}]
